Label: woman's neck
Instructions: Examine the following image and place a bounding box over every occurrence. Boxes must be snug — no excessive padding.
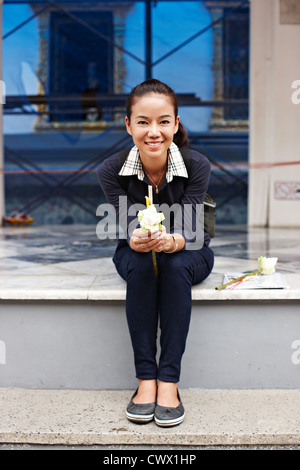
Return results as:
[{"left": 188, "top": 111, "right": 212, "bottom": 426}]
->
[{"left": 140, "top": 153, "right": 168, "bottom": 177}]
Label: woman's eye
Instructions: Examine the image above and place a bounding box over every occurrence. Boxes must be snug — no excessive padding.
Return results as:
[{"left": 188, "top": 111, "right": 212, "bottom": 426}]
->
[{"left": 136, "top": 119, "right": 170, "bottom": 125}]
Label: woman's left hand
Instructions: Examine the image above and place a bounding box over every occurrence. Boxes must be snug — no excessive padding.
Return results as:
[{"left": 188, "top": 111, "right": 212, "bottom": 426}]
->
[
  {"left": 156, "top": 227, "right": 176, "bottom": 253},
  {"left": 153, "top": 226, "right": 178, "bottom": 253}
]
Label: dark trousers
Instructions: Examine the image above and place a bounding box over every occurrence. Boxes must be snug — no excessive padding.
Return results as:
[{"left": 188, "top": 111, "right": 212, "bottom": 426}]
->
[{"left": 113, "top": 244, "right": 214, "bottom": 383}]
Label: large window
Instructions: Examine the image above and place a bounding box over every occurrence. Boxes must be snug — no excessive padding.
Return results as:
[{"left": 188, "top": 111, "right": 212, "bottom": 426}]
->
[
  {"left": 3, "top": 1, "right": 249, "bottom": 226},
  {"left": 49, "top": 11, "right": 113, "bottom": 122}
]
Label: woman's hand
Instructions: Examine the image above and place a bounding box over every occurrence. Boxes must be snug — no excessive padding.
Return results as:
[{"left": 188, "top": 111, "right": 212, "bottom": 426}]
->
[
  {"left": 130, "top": 227, "right": 164, "bottom": 253},
  {"left": 130, "top": 226, "right": 184, "bottom": 253}
]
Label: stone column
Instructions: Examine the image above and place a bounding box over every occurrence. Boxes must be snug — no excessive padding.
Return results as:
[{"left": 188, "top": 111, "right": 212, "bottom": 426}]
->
[
  {"left": 248, "top": 0, "right": 300, "bottom": 227},
  {"left": 0, "top": 0, "right": 5, "bottom": 224}
]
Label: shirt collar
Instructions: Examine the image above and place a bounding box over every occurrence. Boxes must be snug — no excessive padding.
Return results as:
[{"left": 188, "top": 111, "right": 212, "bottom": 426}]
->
[{"left": 118, "top": 142, "right": 188, "bottom": 183}]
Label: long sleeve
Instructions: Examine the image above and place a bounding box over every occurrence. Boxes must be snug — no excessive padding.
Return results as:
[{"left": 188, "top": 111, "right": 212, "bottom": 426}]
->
[{"left": 97, "top": 153, "right": 145, "bottom": 243}]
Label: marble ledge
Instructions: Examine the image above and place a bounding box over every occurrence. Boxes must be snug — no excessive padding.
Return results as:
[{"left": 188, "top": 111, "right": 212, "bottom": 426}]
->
[{"left": 0, "top": 271, "right": 300, "bottom": 302}]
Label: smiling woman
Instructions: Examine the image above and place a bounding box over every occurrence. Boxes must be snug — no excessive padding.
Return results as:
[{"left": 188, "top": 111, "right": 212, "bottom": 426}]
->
[
  {"left": 97, "top": 78, "right": 214, "bottom": 427},
  {"left": 125, "top": 93, "right": 179, "bottom": 179}
]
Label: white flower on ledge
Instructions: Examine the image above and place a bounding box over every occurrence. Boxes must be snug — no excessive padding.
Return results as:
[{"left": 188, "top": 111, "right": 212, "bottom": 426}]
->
[
  {"left": 216, "top": 256, "right": 278, "bottom": 290},
  {"left": 258, "top": 256, "right": 278, "bottom": 275}
]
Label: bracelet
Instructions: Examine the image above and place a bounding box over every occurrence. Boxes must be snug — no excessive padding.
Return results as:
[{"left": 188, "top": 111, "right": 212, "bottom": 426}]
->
[{"left": 163, "top": 234, "right": 178, "bottom": 253}]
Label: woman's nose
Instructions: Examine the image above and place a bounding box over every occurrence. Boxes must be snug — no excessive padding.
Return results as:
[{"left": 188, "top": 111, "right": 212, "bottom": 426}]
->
[{"left": 148, "top": 122, "right": 160, "bottom": 136}]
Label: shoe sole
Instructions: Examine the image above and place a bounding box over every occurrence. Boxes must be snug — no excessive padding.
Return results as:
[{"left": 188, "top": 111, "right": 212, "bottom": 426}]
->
[
  {"left": 154, "top": 413, "right": 185, "bottom": 427},
  {"left": 126, "top": 411, "right": 154, "bottom": 423}
]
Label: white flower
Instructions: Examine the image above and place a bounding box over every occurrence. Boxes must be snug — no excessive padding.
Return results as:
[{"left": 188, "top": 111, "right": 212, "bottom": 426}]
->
[
  {"left": 258, "top": 256, "right": 278, "bottom": 275},
  {"left": 138, "top": 205, "right": 165, "bottom": 233},
  {"left": 216, "top": 255, "right": 278, "bottom": 290}
]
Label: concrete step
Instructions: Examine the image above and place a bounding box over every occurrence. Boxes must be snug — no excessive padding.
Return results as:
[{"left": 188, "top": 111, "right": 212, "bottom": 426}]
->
[{"left": 1, "top": 388, "right": 300, "bottom": 447}]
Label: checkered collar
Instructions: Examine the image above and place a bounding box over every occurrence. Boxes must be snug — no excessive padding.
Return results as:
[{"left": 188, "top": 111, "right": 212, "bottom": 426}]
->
[{"left": 118, "top": 142, "right": 188, "bottom": 183}]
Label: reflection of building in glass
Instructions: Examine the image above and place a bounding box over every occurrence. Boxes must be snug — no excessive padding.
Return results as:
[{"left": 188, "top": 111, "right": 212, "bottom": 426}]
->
[
  {"left": 204, "top": 1, "right": 249, "bottom": 131},
  {"left": 3, "top": 2, "right": 250, "bottom": 226},
  {"left": 30, "top": 2, "right": 134, "bottom": 131},
  {"left": 30, "top": 1, "right": 249, "bottom": 133}
]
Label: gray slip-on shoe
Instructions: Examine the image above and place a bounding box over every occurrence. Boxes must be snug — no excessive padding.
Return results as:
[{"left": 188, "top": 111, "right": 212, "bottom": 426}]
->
[
  {"left": 154, "top": 391, "right": 185, "bottom": 427},
  {"left": 126, "top": 389, "right": 156, "bottom": 423}
]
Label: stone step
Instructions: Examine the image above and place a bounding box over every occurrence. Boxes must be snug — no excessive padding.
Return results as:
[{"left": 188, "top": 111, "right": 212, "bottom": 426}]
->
[
  {"left": 1, "top": 295, "right": 300, "bottom": 390},
  {"left": 1, "top": 388, "right": 300, "bottom": 447}
]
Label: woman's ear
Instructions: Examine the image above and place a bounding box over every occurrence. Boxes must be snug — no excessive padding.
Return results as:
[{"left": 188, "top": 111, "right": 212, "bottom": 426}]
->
[
  {"left": 174, "top": 115, "right": 180, "bottom": 135},
  {"left": 125, "top": 116, "right": 132, "bottom": 136}
]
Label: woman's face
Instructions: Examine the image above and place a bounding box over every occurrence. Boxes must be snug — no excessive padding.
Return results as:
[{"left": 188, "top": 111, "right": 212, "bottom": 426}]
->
[{"left": 125, "top": 93, "right": 180, "bottom": 165}]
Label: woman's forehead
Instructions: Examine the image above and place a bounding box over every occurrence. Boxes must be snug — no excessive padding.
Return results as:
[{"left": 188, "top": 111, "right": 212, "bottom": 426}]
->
[{"left": 131, "top": 93, "right": 174, "bottom": 112}]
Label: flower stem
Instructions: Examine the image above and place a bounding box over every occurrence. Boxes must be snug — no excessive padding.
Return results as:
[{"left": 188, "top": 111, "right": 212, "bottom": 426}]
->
[
  {"left": 146, "top": 194, "right": 158, "bottom": 277},
  {"left": 152, "top": 250, "right": 158, "bottom": 277},
  {"left": 215, "top": 268, "right": 262, "bottom": 290}
]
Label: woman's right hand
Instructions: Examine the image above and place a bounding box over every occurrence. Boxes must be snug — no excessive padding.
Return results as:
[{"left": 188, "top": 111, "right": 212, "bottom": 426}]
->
[{"left": 129, "top": 228, "right": 164, "bottom": 253}]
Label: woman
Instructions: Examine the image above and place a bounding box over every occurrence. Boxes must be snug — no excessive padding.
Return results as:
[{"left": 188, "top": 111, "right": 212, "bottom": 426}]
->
[{"left": 97, "top": 79, "right": 214, "bottom": 427}]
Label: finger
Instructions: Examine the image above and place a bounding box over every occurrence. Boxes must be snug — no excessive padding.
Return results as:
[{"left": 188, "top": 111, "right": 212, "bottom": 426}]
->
[
  {"left": 153, "top": 239, "right": 164, "bottom": 252},
  {"left": 140, "top": 230, "right": 151, "bottom": 239},
  {"left": 149, "top": 230, "right": 161, "bottom": 240},
  {"left": 148, "top": 237, "right": 163, "bottom": 250},
  {"left": 132, "top": 228, "right": 141, "bottom": 238}
]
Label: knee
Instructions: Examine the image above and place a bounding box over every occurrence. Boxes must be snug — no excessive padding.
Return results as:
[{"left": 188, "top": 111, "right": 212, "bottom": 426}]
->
[
  {"left": 127, "top": 251, "right": 157, "bottom": 282},
  {"left": 159, "top": 252, "right": 193, "bottom": 281}
]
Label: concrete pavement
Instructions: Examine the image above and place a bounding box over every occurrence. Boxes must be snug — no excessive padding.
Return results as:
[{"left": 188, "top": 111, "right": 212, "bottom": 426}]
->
[{"left": 1, "top": 388, "right": 300, "bottom": 447}]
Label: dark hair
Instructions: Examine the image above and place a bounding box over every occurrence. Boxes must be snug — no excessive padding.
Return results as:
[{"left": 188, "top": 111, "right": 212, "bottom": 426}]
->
[{"left": 126, "top": 79, "right": 189, "bottom": 147}]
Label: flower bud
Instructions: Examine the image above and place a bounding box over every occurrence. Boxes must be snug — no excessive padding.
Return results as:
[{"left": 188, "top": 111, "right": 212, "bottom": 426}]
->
[
  {"left": 258, "top": 256, "right": 278, "bottom": 275},
  {"left": 138, "top": 205, "right": 165, "bottom": 233}
]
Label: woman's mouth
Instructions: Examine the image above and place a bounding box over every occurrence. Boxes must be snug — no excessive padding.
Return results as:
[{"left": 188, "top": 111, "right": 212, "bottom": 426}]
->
[{"left": 145, "top": 141, "right": 163, "bottom": 148}]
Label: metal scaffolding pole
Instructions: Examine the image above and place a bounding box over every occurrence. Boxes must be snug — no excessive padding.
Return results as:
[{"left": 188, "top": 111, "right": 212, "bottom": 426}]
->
[
  {"left": 0, "top": 0, "right": 4, "bottom": 225},
  {"left": 145, "top": 0, "right": 152, "bottom": 79}
]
